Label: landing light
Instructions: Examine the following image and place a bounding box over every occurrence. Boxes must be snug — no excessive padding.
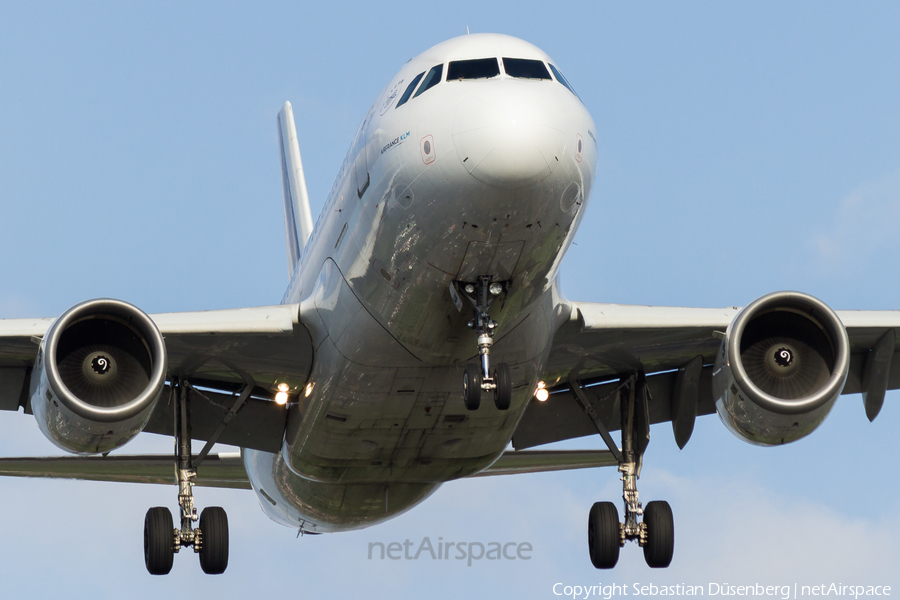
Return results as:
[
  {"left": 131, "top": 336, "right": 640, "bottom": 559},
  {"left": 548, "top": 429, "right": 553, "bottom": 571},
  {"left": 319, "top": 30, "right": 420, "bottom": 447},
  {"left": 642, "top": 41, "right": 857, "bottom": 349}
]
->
[
  {"left": 489, "top": 282, "right": 503, "bottom": 295},
  {"left": 304, "top": 382, "right": 315, "bottom": 397},
  {"left": 464, "top": 284, "right": 475, "bottom": 294},
  {"left": 275, "top": 391, "right": 289, "bottom": 405},
  {"left": 535, "top": 381, "right": 549, "bottom": 402}
]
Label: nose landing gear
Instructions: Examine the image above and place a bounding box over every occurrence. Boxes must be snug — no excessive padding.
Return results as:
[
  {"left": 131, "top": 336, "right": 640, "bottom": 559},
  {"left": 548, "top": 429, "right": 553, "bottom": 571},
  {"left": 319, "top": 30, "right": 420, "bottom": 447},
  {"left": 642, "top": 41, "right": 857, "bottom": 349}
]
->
[{"left": 455, "top": 277, "right": 512, "bottom": 411}]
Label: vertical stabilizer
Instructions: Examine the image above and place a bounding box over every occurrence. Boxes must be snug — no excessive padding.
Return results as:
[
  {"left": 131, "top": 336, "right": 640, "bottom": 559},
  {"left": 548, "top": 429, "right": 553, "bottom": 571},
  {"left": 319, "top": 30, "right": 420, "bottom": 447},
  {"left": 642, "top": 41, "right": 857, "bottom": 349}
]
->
[{"left": 277, "top": 101, "right": 314, "bottom": 277}]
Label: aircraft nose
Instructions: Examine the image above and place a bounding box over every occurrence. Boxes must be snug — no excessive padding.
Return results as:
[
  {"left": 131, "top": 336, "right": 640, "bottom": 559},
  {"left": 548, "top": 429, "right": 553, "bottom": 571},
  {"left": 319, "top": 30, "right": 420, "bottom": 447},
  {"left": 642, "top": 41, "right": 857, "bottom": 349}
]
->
[{"left": 452, "top": 89, "right": 567, "bottom": 190}]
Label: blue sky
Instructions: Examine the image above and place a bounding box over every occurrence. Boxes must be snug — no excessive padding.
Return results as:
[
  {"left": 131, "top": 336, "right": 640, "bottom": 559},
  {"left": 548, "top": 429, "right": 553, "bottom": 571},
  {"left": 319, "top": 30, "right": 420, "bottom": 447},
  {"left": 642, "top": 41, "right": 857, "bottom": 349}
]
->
[{"left": 1, "top": 2, "right": 899, "bottom": 597}]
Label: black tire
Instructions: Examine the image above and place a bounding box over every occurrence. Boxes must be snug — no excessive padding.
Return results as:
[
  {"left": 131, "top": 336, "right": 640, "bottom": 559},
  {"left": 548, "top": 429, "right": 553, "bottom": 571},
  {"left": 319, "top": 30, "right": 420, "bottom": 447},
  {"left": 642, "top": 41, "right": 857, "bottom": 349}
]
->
[
  {"left": 588, "top": 501, "right": 620, "bottom": 569},
  {"left": 493, "top": 363, "right": 511, "bottom": 410},
  {"left": 463, "top": 364, "right": 482, "bottom": 410},
  {"left": 199, "top": 506, "right": 229, "bottom": 575},
  {"left": 643, "top": 500, "right": 674, "bottom": 568},
  {"left": 144, "top": 507, "right": 174, "bottom": 575}
]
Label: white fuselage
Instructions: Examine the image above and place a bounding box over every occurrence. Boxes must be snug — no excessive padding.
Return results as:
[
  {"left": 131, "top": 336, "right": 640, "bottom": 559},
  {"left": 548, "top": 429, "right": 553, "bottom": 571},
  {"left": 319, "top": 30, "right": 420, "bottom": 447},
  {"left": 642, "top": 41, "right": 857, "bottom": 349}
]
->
[{"left": 244, "top": 34, "right": 598, "bottom": 533}]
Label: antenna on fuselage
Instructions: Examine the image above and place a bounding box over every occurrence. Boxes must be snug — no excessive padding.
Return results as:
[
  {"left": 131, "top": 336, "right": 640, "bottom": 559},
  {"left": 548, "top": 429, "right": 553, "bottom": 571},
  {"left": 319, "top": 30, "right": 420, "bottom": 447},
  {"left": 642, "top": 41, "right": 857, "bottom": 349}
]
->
[
  {"left": 277, "top": 101, "right": 315, "bottom": 278},
  {"left": 466, "top": 25, "right": 470, "bottom": 34}
]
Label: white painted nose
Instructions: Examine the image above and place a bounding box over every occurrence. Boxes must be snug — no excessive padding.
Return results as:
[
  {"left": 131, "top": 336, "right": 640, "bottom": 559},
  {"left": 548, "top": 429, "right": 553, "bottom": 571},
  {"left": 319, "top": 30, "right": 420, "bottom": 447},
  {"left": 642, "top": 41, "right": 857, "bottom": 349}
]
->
[{"left": 452, "top": 87, "right": 567, "bottom": 190}]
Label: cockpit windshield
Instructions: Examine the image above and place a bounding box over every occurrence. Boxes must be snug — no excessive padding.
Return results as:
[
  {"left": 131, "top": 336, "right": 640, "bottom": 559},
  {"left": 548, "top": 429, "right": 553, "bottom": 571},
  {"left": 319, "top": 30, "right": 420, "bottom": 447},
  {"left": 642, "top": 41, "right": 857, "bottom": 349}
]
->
[
  {"left": 447, "top": 58, "right": 500, "bottom": 81},
  {"left": 502, "top": 58, "right": 551, "bottom": 80},
  {"left": 395, "top": 58, "right": 579, "bottom": 109},
  {"left": 548, "top": 63, "right": 579, "bottom": 98},
  {"left": 413, "top": 64, "right": 443, "bottom": 98},
  {"left": 396, "top": 72, "right": 425, "bottom": 108}
]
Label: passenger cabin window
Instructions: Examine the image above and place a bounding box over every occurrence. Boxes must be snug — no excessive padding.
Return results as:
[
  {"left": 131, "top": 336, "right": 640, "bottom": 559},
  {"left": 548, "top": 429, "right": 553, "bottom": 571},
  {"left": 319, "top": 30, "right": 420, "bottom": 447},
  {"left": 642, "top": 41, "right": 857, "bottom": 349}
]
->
[
  {"left": 447, "top": 58, "right": 500, "bottom": 81},
  {"left": 413, "top": 64, "right": 443, "bottom": 98},
  {"left": 396, "top": 72, "right": 425, "bottom": 108},
  {"left": 549, "top": 64, "right": 579, "bottom": 98},
  {"left": 503, "top": 58, "right": 551, "bottom": 80}
]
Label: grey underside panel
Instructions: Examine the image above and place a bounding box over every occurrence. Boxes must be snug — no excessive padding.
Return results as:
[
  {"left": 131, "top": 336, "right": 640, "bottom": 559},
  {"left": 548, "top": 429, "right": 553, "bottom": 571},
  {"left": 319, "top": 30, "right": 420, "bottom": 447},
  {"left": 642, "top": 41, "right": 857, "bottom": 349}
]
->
[
  {"left": 0, "top": 367, "right": 29, "bottom": 411},
  {"left": 159, "top": 325, "right": 313, "bottom": 393},
  {"left": 0, "top": 453, "right": 252, "bottom": 490},
  {"left": 514, "top": 368, "right": 715, "bottom": 449},
  {"left": 142, "top": 385, "right": 287, "bottom": 453}
]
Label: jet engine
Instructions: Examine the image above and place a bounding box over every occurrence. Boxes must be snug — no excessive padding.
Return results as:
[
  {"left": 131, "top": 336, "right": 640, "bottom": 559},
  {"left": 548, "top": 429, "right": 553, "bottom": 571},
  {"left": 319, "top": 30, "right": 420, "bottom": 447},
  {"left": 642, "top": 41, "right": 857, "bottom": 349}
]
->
[
  {"left": 711, "top": 291, "right": 850, "bottom": 446},
  {"left": 30, "top": 299, "right": 167, "bottom": 454}
]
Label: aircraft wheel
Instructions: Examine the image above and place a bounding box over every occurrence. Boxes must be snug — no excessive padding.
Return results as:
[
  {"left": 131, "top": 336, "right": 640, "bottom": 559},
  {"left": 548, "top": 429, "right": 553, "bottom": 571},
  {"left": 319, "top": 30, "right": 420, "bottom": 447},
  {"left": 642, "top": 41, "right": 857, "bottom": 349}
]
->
[
  {"left": 588, "top": 501, "right": 620, "bottom": 569},
  {"left": 493, "top": 363, "right": 511, "bottom": 410},
  {"left": 144, "top": 507, "right": 175, "bottom": 575},
  {"left": 643, "top": 500, "right": 674, "bottom": 568},
  {"left": 199, "top": 506, "right": 229, "bottom": 574},
  {"left": 463, "top": 364, "right": 482, "bottom": 410}
]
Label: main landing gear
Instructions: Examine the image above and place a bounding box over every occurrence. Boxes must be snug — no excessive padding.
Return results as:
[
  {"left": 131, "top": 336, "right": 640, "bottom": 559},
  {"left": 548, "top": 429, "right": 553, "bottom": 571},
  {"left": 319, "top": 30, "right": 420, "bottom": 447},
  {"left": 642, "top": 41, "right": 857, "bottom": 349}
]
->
[
  {"left": 144, "top": 380, "right": 230, "bottom": 575},
  {"left": 574, "top": 374, "right": 674, "bottom": 569},
  {"left": 455, "top": 276, "right": 512, "bottom": 411}
]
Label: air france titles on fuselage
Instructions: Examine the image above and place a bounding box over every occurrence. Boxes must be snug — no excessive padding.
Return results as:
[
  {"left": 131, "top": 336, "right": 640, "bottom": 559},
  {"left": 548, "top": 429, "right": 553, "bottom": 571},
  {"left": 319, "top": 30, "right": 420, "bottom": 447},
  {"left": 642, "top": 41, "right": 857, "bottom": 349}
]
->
[{"left": 381, "top": 131, "right": 409, "bottom": 155}]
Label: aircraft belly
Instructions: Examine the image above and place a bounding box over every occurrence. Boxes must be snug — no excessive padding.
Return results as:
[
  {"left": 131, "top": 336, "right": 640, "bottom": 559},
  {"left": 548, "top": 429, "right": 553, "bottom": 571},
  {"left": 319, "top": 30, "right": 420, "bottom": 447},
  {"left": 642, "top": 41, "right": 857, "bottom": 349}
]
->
[
  {"left": 281, "top": 258, "right": 561, "bottom": 486},
  {"left": 243, "top": 448, "right": 441, "bottom": 533}
]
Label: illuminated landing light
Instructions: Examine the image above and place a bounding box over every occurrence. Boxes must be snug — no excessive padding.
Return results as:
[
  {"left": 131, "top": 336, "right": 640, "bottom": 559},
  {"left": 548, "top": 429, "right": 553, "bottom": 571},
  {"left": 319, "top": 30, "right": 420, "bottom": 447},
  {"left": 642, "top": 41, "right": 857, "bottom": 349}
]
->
[
  {"left": 275, "top": 383, "right": 291, "bottom": 405},
  {"left": 304, "top": 382, "right": 315, "bottom": 397},
  {"left": 535, "top": 381, "right": 549, "bottom": 402}
]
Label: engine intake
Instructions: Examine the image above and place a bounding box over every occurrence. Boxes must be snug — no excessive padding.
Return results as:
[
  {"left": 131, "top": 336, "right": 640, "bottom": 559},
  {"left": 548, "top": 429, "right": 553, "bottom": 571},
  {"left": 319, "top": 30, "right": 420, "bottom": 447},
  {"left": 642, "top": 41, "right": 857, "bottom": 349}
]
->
[
  {"left": 712, "top": 291, "right": 849, "bottom": 446},
  {"left": 32, "top": 299, "right": 167, "bottom": 454}
]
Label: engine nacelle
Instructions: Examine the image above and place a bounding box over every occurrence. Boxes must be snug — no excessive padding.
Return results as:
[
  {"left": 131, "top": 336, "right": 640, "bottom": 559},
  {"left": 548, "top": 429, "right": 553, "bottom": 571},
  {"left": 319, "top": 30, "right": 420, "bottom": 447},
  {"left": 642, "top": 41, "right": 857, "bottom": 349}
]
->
[
  {"left": 712, "top": 291, "right": 849, "bottom": 446},
  {"left": 30, "top": 299, "right": 167, "bottom": 454}
]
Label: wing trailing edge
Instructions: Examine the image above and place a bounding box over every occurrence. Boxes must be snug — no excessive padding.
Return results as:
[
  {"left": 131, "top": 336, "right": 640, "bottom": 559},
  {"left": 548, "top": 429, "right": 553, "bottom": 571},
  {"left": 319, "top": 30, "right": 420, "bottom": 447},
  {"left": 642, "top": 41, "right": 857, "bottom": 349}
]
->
[
  {"left": 0, "top": 452, "right": 251, "bottom": 489},
  {"left": 0, "top": 450, "right": 615, "bottom": 488},
  {"left": 470, "top": 449, "right": 617, "bottom": 476}
]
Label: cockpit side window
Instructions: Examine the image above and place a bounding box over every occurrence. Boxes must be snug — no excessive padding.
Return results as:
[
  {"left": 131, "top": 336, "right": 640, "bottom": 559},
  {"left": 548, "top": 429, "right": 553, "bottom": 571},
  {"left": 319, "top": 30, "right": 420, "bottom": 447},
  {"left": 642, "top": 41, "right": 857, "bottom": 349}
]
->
[
  {"left": 447, "top": 58, "right": 500, "bottom": 81},
  {"left": 396, "top": 71, "right": 425, "bottom": 108},
  {"left": 413, "top": 64, "right": 443, "bottom": 98},
  {"left": 549, "top": 63, "right": 580, "bottom": 98},
  {"left": 502, "top": 58, "right": 551, "bottom": 80}
]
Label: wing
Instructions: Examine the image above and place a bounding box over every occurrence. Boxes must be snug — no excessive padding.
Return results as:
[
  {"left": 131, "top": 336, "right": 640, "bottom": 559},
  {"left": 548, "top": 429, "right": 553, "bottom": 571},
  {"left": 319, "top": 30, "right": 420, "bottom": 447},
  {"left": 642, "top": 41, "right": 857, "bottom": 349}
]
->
[
  {"left": 0, "top": 452, "right": 252, "bottom": 489},
  {"left": 0, "top": 304, "right": 313, "bottom": 453},
  {"left": 0, "top": 449, "right": 616, "bottom": 488},
  {"left": 514, "top": 300, "right": 900, "bottom": 449}
]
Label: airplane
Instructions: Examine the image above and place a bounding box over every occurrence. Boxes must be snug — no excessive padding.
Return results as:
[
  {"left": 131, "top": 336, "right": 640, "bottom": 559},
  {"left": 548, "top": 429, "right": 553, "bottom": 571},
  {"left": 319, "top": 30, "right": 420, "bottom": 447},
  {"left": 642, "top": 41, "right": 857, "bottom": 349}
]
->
[{"left": 0, "top": 32, "right": 898, "bottom": 576}]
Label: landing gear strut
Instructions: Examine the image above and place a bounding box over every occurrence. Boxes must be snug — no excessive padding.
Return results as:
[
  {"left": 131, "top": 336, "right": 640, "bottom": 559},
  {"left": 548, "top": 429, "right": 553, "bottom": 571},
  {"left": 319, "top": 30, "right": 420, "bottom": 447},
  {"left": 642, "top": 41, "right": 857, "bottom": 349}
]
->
[
  {"left": 143, "top": 380, "right": 230, "bottom": 575},
  {"left": 456, "top": 276, "right": 512, "bottom": 411},
  {"left": 578, "top": 374, "right": 674, "bottom": 569}
]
